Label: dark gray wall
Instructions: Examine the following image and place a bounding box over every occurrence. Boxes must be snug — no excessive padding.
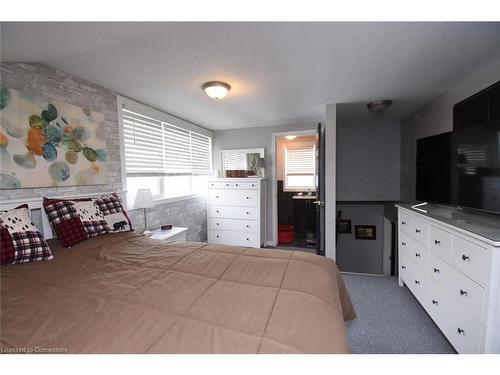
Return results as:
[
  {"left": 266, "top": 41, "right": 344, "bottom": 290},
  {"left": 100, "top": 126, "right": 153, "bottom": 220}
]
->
[
  {"left": 337, "top": 121, "right": 400, "bottom": 201},
  {"left": 400, "top": 56, "right": 500, "bottom": 202},
  {"left": 336, "top": 203, "right": 385, "bottom": 274}
]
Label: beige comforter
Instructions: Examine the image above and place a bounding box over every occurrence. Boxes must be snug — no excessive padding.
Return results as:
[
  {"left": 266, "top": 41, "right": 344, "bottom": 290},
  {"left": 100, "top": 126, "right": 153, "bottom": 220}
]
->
[{"left": 0, "top": 232, "right": 355, "bottom": 353}]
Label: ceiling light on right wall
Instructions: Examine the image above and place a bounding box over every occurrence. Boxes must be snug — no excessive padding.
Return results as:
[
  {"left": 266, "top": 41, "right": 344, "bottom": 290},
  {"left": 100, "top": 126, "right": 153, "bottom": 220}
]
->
[{"left": 367, "top": 100, "right": 393, "bottom": 112}]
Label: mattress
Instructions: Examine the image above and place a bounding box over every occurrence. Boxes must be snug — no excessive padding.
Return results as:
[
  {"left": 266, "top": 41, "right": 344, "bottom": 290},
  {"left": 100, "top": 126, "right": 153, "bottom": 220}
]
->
[{"left": 0, "top": 232, "right": 356, "bottom": 353}]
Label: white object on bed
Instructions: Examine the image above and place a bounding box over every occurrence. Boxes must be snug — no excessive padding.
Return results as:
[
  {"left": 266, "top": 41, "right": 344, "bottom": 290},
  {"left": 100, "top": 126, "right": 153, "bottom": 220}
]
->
[{"left": 0, "top": 191, "right": 126, "bottom": 240}]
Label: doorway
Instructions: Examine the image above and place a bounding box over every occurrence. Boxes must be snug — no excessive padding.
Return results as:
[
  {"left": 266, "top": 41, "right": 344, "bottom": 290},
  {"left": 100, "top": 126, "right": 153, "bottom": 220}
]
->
[{"left": 271, "top": 127, "right": 324, "bottom": 255}]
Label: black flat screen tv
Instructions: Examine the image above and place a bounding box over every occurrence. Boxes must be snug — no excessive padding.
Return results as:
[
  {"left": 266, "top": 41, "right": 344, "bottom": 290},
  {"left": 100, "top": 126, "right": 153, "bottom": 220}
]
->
[{"left": 416, "top": 132, "right": 452, "bottom": 205}]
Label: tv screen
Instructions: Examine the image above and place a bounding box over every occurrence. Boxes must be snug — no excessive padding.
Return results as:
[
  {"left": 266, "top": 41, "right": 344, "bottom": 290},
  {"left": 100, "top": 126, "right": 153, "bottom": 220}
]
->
[
  {"left": 416, "top": 132, "right": 452, "bottom": 204},
  {"left": 452, "top": 122, "right": 500, "bottom": 213}
]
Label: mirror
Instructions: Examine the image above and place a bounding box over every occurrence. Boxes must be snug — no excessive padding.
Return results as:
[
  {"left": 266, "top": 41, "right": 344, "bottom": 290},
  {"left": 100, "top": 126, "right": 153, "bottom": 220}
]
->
[{"left": 220, "top": 148, "right": 265, "bottom": 177}]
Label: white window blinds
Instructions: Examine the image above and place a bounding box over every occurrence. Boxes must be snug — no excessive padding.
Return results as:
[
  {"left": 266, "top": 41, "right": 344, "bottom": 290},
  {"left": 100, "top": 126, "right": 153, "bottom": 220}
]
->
[
  {"left": 123, "top": 109, "right": 165, "bottom": 176},
  {"left": 223, "top": 152, "right": 248, "bottom": 170},
  {"left": 123, "top": 108, "right": 212, "bottom": 177},
  {"left": 285, "top": 143, "right": 316, "bottom": 176}
]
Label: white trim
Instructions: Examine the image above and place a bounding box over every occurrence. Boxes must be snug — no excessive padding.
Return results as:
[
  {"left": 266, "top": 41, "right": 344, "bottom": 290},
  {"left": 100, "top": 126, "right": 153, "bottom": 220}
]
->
[
  {"left": 270, "top": 129, "right": 316, "bottom": 246},
  {"left": 117, "top": 96, "right": 128, "bottom": 208},
  {"left": 325, "top": 104, "right": 336, "bottom": 260}
]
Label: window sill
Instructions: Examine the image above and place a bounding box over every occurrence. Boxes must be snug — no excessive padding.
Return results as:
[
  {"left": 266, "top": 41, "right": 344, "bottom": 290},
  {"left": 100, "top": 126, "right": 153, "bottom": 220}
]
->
[{"left": 127, "top": 194, "right": 205, "bottom": 211}]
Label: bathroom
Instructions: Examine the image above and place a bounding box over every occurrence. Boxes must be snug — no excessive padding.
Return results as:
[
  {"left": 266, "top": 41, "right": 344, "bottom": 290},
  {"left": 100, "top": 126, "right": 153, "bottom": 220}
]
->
[{"left": 275, "top": 133, "right": 318, "bottom": 251}]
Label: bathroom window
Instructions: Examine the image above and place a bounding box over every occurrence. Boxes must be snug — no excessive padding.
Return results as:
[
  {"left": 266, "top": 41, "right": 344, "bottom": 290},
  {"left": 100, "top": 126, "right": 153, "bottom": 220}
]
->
[{"left": 284, "top": 143, "right": 316, "bottom": 191}]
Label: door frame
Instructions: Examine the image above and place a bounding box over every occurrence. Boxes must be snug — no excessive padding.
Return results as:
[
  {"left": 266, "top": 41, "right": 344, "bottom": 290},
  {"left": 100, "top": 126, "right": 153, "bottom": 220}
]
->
[{"left": 270, "top": 128, "right": 317, "bottom": 247}]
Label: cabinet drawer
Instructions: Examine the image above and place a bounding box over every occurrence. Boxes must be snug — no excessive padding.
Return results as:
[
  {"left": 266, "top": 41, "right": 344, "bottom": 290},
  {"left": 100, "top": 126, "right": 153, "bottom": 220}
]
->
[
  {"left": 406, "top": 262, "right": 430, "bottom": 304},
  {"left": 425, "top": 280, "right": 481, "bottom": 353},
  {"left": 233, "top": 182, "right": 258, "bottom": 190},
  {"left": 429, "top": 225, "right": 452, "bottom": 260},
  {"left": 209, "top": 230, "right": 260, "bottom": 248},
  {"left": 451, "top": 236, "right": 490, "bottom": 286},
  {"left": 410, "top": 239, "right": 428, "bottom": 271},
  {"left": 210, "top": 218, "right": 258, "bottom": 233},
  {"left": 399, "top": 212, "right": 412, "bottom": 234},
  {"left": 209, "top": 206, "right": 259, "bottom": 220},
  {"left": 209, "top": 181, "right": 234, "bottom": 189},
  {"left": 209, "top": 190, "right": 259, "bottom": 207},
  {"left": 411, "top": 217, "right": 429, "bottom": 245},
  {"left": 429, "top": 253, "right": 484, "bottom": 323}
]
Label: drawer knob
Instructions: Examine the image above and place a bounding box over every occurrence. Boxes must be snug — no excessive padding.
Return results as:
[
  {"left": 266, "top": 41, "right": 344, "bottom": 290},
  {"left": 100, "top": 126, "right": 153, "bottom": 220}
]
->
[
  {"left": 460, "top": 289, "right": 468, "bottom": 296},
  {"left": 462, "top": 254, "right": 470, "bottom": 261},
  {"left": 252, "top": 184, "right": 255, "bottom": 187},
  {"left": 226, "top": 184, "right": 230, "bottom": 186},
  {"left": 216, "top": 210, "right": 220, "bottom": 213},
  {"left": 246, "top": 238, "right": 250, "bottom": 241},
  {"left": 415, "top": 229, "right": 421, "bottom": 234},
  {"left": 402, "top": 221, "right": 406, "bottom": 225},
  {"left": 246, "top": 225, "right": 250, "bottom": 228},
  {"left": 457, "top": 328, "right": 465, "bottom": 335},
  {"left": 216, "top": 195, "right": 220, "bottom": 198},
  {"left": 246, "top": 196, "right": 250, "bottom": 199},
  {"left": 402, "top": 242, "right": 406, "bottom": 246},
  {"left": 216, "top": 223, "right": 219, "bottom": 226},
  {"left": 433, "top": 268, "right": 440, "bottom": 273},
  {"left": 246, "top": 212, "right": 250, "bottom": 214},
  {"left": 414, "top": 280, "right": 420, "bottom": 285},
  {"left": 235, "top": 184, "right": 239, "bottom": 186},
  {"left": 415, "top": 252, "right": 421, "bottom": 257},
  {"left": 216, "top": 235, "right": 220, "bottom": 238},
  {"left": 432, "top": 299, "right": 438, "bottom": 305},
  {"left": 434, "top": 240, "right": 441, "bottom": 245},
  {"left": 401, "top": 265, "right": 406, "bottom": 269}
]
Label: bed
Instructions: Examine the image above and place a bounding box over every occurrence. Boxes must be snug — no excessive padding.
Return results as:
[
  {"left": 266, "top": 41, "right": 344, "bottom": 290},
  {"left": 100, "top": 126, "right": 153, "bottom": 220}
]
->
[{"left": 0, "top": 194, "right": 355, "bottom": 354}]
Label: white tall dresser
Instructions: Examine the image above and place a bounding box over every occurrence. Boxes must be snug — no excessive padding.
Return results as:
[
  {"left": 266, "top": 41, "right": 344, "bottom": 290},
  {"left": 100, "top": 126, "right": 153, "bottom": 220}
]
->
[
  {"left": 396, "top": 204, "right": 500, "bottom": 353},
  {"left": 207, "top": 178, "right": 266, "bottom": 248}
]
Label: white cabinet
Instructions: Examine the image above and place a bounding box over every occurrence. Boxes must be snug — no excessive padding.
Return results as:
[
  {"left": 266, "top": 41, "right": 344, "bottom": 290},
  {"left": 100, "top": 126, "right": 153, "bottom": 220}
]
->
[
  {"left": 397, "top": 205, "right": 500, "bottom": 353},
  {"left": 207, "top": 178, "right": 266, "bottom": 248}
]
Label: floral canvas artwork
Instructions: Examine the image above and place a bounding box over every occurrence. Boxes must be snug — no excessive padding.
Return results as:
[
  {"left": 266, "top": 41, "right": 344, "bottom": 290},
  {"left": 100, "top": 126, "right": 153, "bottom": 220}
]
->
[{"left": 0, "top": 87, "right": 108, "bottom": 189}]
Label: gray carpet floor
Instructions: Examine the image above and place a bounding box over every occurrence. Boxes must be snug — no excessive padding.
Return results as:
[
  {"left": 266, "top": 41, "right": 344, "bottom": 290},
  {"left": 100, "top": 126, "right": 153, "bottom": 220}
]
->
[{"left": 342, "top": 273, "right": 456, "bottom": 354}]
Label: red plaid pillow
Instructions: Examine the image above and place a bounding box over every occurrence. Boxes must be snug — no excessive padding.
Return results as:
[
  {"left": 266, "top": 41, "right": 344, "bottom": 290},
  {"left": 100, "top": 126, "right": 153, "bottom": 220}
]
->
[
  {"left": 43, "top": 198, "right": 109, "bottom": 248},
  {"left": 0, "top": 205, "right": 53, "bottom": 265}
]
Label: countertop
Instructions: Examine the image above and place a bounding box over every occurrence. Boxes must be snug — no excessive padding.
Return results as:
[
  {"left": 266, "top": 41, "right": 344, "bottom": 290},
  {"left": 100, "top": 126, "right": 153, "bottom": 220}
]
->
[{"left": 396, "top": 203, "right": 500, "bottom": 245}]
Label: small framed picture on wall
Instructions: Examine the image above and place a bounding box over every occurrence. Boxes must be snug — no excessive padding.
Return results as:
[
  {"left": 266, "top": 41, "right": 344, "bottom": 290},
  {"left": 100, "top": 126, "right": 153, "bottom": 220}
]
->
[
  {"left": 337, "top": 219, "right": 352, "bottom": 234},
  {"left": 355, "top": 225, "right": 376, "bottom": 240}
]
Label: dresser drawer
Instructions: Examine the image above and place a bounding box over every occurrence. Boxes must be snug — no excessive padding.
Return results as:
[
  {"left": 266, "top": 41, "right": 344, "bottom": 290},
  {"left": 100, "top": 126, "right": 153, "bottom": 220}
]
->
[
  {"left": 403, "top": 258, "right": 430, "bottom": 304},
  {"left": 451, "top": 236, "right": 490, "bottom": 286},
  {"left": 429, "top": 253, "right": 484, "bottom": 323},
  {"left": 209, "top": 190, "right": 259, "bottom": 207},
  {"left": 411, "top": 217, "right": 429, "bottom": 245},
  {"left": 209, "top": 230, "right": 260, "bottom": 248},
  {"left": 399, "top": 212, "right": 412, "bottom": 234},
  {"left": 425, "top": 280, "right": 481, "bottom": 353},
  {"left": 233, "top": 182, "right": 258, "bottom": 190},
  {"left": 210, "top": 218, "right": 258, "bottom": 233},
  {"left": 410, "top": 239, "right": 428, "bottom": 271},
  {"left": 209, "top": 206, "right": 259, "bottom": 220},
  {"left": 209, "top": 181, "right": 235, "bottom": 189},
  {"left": 429, "top": 225, "right": 452, "bottom": 260}
]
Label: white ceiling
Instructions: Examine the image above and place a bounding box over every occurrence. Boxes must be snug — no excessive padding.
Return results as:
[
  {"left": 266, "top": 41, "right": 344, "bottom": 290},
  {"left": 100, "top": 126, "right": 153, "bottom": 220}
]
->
[{"left": 2, "top": 22, "right": 500, "bottom": 130}]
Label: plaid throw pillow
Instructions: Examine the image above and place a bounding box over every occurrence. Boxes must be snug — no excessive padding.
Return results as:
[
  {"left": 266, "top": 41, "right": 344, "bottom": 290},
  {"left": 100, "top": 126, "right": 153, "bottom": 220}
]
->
[
  {"left": 0, "top": 205, "right": 53, "bottom": 266},
  {"left": 92, "top": 193, "right": 132, "bottom": 233},
  {"left": 43, "top": 198, "right": 109, "bottom": 248}
]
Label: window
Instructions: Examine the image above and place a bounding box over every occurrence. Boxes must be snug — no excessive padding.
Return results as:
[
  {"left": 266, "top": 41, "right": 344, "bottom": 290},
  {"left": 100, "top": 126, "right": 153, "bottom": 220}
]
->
[
  {"left": 284, "top": 142, "right": 316, "bottom": 191},
  {"left": 121, "top": 105, "right": 212, "bottom": 204}
]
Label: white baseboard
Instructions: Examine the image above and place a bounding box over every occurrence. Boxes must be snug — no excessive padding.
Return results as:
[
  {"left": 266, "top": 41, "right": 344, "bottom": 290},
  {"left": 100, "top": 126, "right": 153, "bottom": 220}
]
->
[{"left": 265, "top": 240, "right": 277, "bottom": 247}]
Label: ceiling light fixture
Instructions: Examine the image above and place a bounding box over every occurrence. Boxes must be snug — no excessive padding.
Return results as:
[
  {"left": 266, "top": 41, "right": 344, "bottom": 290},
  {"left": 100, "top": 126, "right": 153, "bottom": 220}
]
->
[
  {"left": 366, "top": 100, "right": 393, "bottom": 112},
  {"left": 202, "top": 81, "right": 231, "bottom": 100},
  {"left": 285, "top": 135, "right": 297, "bottom": 140}
]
